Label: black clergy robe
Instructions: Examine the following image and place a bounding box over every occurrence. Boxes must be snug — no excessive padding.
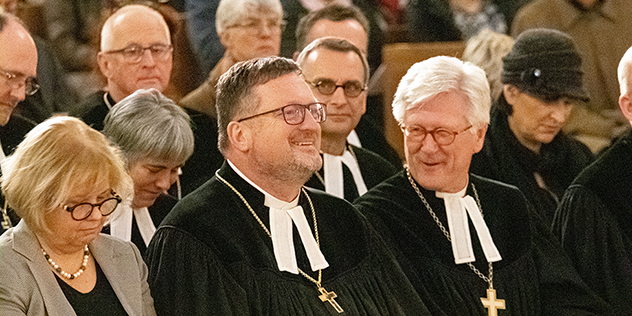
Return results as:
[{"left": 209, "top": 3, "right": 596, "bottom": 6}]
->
[
  {"left": 145, "top": 162, "right": 431, "bottom": 315},
  {"left": 75, "top": 90, "right": 111, "bottom": 131},
  {"left": 304, "top": 145, "right": 399, "bottom": 202},
  {"left": 470, "top": 107, "right": 594, "bottom": 225},
  {"left": 354, "top": 171, "right": 611, "bottom": 315},
  {"left": 552, "top": 129, "right": 632, "bottom": 315}
]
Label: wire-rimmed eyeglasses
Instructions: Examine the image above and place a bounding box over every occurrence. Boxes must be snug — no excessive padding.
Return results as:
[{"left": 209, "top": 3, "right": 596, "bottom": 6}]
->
[
  {"left": 307, "top": 78, "right": 366, "bottom": 98},
  {"left": 64, "top": 190, "right": 122, "bottom": 221},
  {"left": 0, "top": 67, "right": 39, "bottom": 96},
  {"left": 401, "top": 125, "right": 473, "bottom": 145},
  {"left": 237, "top": 102, "right": 326, "bottom": 125},
  {"left": 103, "top": 43, "right": 173, "bottom": 64}
]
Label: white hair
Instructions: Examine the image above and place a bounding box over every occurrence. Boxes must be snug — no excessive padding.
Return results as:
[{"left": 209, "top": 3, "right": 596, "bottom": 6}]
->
[
  {"left": 216, "top": 0, "right": 283, "bottom": 34},
  {"left": 392, "top": 56, "right": 491, "bottom": 128}
]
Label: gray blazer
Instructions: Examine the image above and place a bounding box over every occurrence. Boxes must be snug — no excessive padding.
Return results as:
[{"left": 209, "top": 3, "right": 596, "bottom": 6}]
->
[{"left": 0, "top": 220, "right": 156, "bottom": 315}]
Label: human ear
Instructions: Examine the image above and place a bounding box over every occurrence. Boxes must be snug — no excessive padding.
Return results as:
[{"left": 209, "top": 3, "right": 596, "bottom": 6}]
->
[{"left": 227, "top": 121, "right": 252, "bottom": 152}]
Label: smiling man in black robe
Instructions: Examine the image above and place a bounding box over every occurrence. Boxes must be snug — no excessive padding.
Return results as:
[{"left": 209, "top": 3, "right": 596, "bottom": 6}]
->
[
  {"left": 552, "top": 45, "right": 632, "bottom": 316},
  {"left": 145, "top": 56, "right": 429, "bottom": 315},
  {"left": 354, "top": 56, "right": 610, "bottom": 315}
]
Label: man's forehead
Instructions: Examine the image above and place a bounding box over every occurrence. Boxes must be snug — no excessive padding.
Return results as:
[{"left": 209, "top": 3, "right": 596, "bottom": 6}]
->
[
  {"left": 101, "top": 6, "right": 170, "bottom": 50},
  {"left": 302, "top": 48, "right": 364, "bottom": 76},
  {"left": 254, "top": 73, "right": 316, "bottom": 105},
  {"left": 307, "top": 19, "right": 368, "bottom": 53}
]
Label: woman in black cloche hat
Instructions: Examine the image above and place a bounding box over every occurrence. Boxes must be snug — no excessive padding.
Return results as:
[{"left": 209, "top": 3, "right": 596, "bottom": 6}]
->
[{"left": 470, "top": 28, "right": 594, "bottom": 225}]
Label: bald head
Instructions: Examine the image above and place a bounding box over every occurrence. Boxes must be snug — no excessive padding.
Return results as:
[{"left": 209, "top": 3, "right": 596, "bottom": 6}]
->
[
  {"left": 97, "top": 4, "right": 173, "bottom": 103},
  {"left": 0, "top": 11, "right": 37, "bottom": 126},
  {"left": 101, "top": 5, "right": 170, "bottom": 51}
]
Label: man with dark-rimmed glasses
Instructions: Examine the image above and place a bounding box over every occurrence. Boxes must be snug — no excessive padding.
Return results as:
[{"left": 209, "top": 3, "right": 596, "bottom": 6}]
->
[
  {"left": 297, "top": 37, "right": 397, "bottom": 202},
  {"left": 145, "top": 56, "right": 432, "bottom": 315},
  {"left": 0, "top": 9, "right": 38, "bottom": 233}
]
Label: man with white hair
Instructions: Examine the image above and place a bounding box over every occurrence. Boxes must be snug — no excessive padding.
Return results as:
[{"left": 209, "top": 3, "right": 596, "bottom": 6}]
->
[
  {"left": 179, "top": 0, "right": 283, "bottom": 119},
  {"left": 76, "top": 4, "right": 173, "bottom": 131},
  {"left": 0, "top": 9, "right": 38, "bottom": 232},
  {"left": 355, "top": 56, "right": 610, "bottom": 315},
  {"left": 552, "top": 46, "right": 632, "bottom": 315}
]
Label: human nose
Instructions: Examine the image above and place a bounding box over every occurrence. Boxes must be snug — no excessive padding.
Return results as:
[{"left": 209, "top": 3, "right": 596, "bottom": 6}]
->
[
  {"left": 155, "top": 171, "right": 173, "bottom": 192},
  {"left": 139, "top": 48, "right": 157, "bottom": 66},
  {"left": 550, "top": 100, "right": 572, "bottom": 124},
  {"left": 9, "top": 82, "right": 26, "bottom": 102},
  {"left": 328, "top": 86, "right": 347, "bottom": 107},
  {"left": 418, "top": 131, "right": 440, "bottom": 153}
]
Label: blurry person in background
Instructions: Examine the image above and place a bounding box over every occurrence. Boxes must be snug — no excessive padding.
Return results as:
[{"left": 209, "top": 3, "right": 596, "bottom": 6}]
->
[{"left": 179, "top": 0, "right": 283, "bottom": 119}]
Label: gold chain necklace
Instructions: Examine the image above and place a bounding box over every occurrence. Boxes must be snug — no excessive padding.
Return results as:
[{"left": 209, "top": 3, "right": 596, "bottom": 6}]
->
[
  {"left": 405, "top": 166, "right": 505, "bottom": 315},
  {"left": 42, "top": 245, "right": 90, "bottom": 280},
  {"left": 215, "top": 172, "right": 344, "bottom": 313}
]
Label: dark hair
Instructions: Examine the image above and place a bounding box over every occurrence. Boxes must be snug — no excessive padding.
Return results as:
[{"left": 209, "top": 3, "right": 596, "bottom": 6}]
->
[
  {"left": 295, "top": 4, "right": 369, "bottom": 52},
  {"left": 297, "top": 37, "right": 369, "bottom": 85},
  {"left": 216, "top": 57, "right": 302, "bottom": 154}
]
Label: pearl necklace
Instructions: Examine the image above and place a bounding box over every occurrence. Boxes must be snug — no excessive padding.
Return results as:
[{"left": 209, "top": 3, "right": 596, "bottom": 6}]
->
[{"left": 42, "top": 245, "right": 90, "bottom": 280}]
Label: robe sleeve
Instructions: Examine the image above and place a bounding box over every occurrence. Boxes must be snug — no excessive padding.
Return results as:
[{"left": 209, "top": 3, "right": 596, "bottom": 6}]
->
[
  {"left": 553, "top": 185, "right": 632, "bottom": 314},
  {"left": 145, "top": 226, "right": 248, "bottom": 316}
]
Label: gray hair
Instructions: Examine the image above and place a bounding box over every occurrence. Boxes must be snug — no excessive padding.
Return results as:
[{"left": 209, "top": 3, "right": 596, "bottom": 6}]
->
[
  {"left": 216, "top": 57, "right": 302, "bottom": 154},
  {"left": 393, "top": 56, "right": 491, "bottom": 128},
  {"left": 216, "top": 0, "right": 283, "bottom": 35},
  {"left": 103, "top": 89, "right": 194, "bottom": 168},
  {"left": 296, "top": 37, "right": 369, "bottom": 85}
]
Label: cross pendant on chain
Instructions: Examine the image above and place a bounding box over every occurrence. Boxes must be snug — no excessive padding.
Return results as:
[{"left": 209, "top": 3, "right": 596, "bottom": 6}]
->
[
  {"left": 481, "top": 288, "right": 505, "bottom": 316},
  {"left": 318, "top": 286, "right": 344, "bottom": 313}
]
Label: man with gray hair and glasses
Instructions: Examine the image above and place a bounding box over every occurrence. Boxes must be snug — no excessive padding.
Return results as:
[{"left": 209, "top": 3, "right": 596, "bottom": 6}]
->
[
  {"left": 0, "top": 8, "right": 38, "bottom": 232},
  {"left": 355, "top": 56, "right": 611, "bottom": 315},
  {"left": 146, "top": 56, "right": 431, "bottom": 315}
]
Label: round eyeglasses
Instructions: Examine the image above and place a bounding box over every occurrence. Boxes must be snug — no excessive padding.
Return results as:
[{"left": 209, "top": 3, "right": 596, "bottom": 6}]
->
[
  {"left": 237, "top": 102, "right": 326, "bottom": 125},
  {"left": 0, "top": 67, "right": 39, "bottom": 96},
  {"left": 103, "top": 43, "right": 173, "bottom": 64},
  {"left": 64, "top": 191, "right": 122, "bottom": 221},
  {"left": 401, "top": 125, "right": 473, "bottom": 145},
  {"left": 307, "top": 78, "right": 366, "bottom": 98}
]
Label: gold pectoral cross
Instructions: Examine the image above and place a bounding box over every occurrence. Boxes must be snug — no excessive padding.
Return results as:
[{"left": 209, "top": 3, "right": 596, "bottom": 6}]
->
[
  {"left": 318, "top": 286, "right": 344, "bottom": 313},
  {"left": 481, "top": 288, "right": 505, "bottom": 316}
]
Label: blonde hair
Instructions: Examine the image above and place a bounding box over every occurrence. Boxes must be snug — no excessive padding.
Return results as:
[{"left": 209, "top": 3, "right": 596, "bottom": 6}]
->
[
  {"left": 462, "top": 29, "right": 514, "bottom": 101},
  {"left": 1, "top": 116, "right": 133, "bottom": 233}
]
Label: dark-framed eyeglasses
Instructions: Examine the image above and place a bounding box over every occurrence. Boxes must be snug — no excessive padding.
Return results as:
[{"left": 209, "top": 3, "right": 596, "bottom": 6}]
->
[
  {"left": 64, "top": 190, "right": 122, "bottom": 221},
  {"left": 103, "top": 43, "right": 173, "bottom": 64},
  {"left": 307, "top": 78, "right": 366, "bottom": 98},
  {"left": 0, "top": 67, "right": 39, "bottom": 96},
  {"left": 237, "top": 102, "right": 326, "bottom": 125},
  {"left": 401, "top": 125, "right": 473, "bottom": 145}
]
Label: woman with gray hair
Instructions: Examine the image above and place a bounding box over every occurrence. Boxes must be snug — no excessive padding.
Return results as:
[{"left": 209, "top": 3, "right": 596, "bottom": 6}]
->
[
  {"left": 103, "top": 89, "right": 194, "bottom": 254},
  {"left": 0, "top": 116, "right": 156, "bottom": 315}
]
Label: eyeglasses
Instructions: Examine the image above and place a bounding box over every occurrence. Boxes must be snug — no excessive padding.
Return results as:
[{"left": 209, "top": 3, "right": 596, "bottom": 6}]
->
[
  {"left": 401, "top": 125, "right": 473, "bottom": 145},
  {"left": 229, "top": 18, "right": 287, "bottom": 34},
  {"left": 103, "top": 43, "right": 173, "bottom": 64},
  {"left": 0, "top": 67, "right": 39, "bottom": 96},
  {"left": 307, "top": 78, "right": 366, "bottom": 98},
  {"left": 237, "top": 102, "right": 326, "bottom": 125},
  {"left": 64, "top": 190, "right": 122, "bottom": 221}
]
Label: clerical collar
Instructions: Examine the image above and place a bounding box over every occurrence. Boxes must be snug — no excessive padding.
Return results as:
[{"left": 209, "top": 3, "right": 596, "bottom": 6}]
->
[
  {"left": 103, "top": 92, "right": 115, "bottom": 110},
  {"left": 225, "top": 159, "right": 329, "bottom": 274},
  {"left": 435, "top": 186, "right": 502, "bottom": 265},
  {"left": 109, "top": 203, "right": 156, "bottom": 247},
  {"left": 322, "top": 147, "right": 367, "bottom": 199}
]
